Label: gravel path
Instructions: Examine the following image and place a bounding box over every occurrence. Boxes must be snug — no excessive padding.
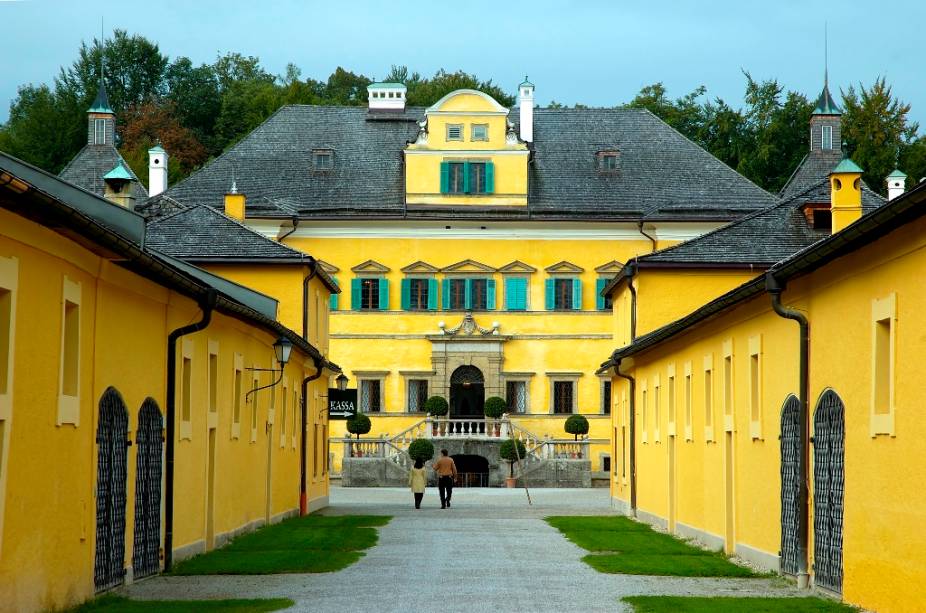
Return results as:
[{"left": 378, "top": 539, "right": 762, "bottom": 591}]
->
[{"left": 123, "top": 487, "right": 801, "bottom": 612}]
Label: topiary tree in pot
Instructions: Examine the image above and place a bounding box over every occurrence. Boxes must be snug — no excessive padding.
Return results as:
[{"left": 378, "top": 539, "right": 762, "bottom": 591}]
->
[
  {"left": 407, "top": 438, "right": 435, "bottom": 465},
  {"left": 499, "top": 438, "right": 527, "bottom": 487},
  {"left": 564, "top": 414, "right": 589, "bottom": 458},
  {"left": 346, "top": 412, "right": 371, "bottom": 457},
  {"left": 424, "top": 396, "right": 449, "bottom": 435},
  {"left": 483, "top": 396, "right": 506, "bottom": 436}
]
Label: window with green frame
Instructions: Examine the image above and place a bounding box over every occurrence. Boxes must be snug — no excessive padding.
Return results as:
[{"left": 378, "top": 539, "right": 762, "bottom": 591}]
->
[
  {"left": 351, "top": 277, "right": 389, "bottom": 311},
  {"left": 401, "top": 278, "right": 438, "bottom": 311},
  {"left": 440, "top": 161, "right": 494, "bottom": 195},
  {"left": 441, "top": 278, "right": 496, "bottom": 311},
  {"left": 504, "top": 277, "right": 528, "bottom": 311},
  {"left": 329, "top": 276, "right": 339, "bottom": 310},
  {"left": 545, "top": 278, "right": 582, "bottom": 310},
  {"left": 595, "top": 278, "right": 613, "bottom": 310}
]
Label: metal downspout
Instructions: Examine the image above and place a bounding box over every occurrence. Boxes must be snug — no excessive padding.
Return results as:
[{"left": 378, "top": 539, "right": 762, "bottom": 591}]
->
[
  {"left": 614, "top": 357, "right": 637, "bottom": 515},
  {"left": 626, "top": 262, "right": 638, "bottom": 341},
  {"left": 164, "top": 289, "right": 216, "bottom": 572},
  {"left": 766, "top": 272, "right": 810, "bottom": 588},
  {"left": 300, "top": 357, "right": 324, "bottom": 516}
]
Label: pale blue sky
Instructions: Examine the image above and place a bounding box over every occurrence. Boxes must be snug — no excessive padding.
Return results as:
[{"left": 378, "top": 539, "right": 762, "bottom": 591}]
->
[{"left": 1, "top": 0, "right": 923, "bottom": 128}]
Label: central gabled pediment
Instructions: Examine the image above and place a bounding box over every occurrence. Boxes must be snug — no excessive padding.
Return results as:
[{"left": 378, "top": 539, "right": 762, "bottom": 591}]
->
[
  {"left": 351, "top": 259, "right": 390, "bottom": 273},
  {"left": 498, "top": 260, "right": 538, "bottom": 274},
  {"left": 441, "top": 259, "right": 497, "bottom": 274},
  {"left": 401, "top": 260, "right": 440, "bottom": 274},
  {"left": 594, "top": 260, "right": 624, "bottom": 274},
  {"left": 545, "top": 260, "right": 585, "bottom": 274}
]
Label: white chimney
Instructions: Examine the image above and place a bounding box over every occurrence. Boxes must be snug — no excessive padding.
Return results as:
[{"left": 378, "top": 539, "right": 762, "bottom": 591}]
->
[
  {"left": 518, "top": 76, "right": 534, "bottom": 142},
  {"left": 367, "top": 83, "right": 407, "bottom": 111},
  {"left": 148, "top": 143, "right": 168, "bottom": 197},
  {"left": 886, "top": 169, "right": 907, "bottom": 201}
]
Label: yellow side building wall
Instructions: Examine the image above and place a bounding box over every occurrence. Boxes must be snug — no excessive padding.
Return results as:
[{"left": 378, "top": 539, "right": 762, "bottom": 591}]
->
[{"left": 0, "top": 209, "right": 326, "bottom": 612}]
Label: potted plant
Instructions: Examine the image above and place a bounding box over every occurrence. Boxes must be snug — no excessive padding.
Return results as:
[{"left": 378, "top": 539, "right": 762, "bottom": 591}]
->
[
  {"left": 407, "top": 438, "right": 435, "bottom": 465},
  {"left": 564, "top": 414, "right": 589, "bottom": 458},
  {"left": 483, "top": 396, "right": 506, "bottom": 436},
  {"left": 499, "top": 438, "right": 527, "bottom": 488},
  {"left": 346, "top": 412, "right": 371, "bottom": 457},
  {"left": 425, "top": 396, "right": 449, "bottom": 435}
]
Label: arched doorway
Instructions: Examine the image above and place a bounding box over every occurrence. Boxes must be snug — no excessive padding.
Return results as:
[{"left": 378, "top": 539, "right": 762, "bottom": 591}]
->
[
  {"left": 779, "top": 394, "right": 801, "bottom": 577},
  {"left": 94, "top": 387, "right": 129, "bottom": 592},
  {"left": 450, "top": 365, "right": 484, "bottom": 418},
  {"left": 133, "top": 397, "right": 163, "bottom": 580},
  {"left": 452, "top": 454, "right": 489, "bottom": 487},
  {"left": 813, "top": 389, "right": 845, "bottom": 593}
]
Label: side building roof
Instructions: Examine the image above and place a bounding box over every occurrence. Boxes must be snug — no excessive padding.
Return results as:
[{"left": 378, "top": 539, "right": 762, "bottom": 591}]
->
[
  {"left": 60, "top": 143, "right": 148, "bottom": 203},
  {"left": 143, "top": 104, "right": 778, "bottom": 221}
]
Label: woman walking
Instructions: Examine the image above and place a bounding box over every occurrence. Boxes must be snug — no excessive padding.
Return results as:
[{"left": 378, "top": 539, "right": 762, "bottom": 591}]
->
[{"left": 409, "top": 458, "right": 427, "bottom": 509}]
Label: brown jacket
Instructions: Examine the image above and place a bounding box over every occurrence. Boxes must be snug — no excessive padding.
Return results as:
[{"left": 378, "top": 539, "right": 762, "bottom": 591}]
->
[{"left": 433, "top": 456, "right": 457, "bottom": 478}]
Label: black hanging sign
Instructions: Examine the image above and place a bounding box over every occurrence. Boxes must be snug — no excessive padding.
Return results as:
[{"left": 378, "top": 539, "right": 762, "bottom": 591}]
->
[{"left": 327, "top": 388, "right": 358, "bottom": 419}]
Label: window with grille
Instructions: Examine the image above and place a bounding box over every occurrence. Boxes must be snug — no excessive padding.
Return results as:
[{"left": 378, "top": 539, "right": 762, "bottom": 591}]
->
[
  {"left": 94, "top": 119, "right": 106, "bottom": 144},
  {"left": 408, "top": 279, "right": 430, "bottom": 310},
  {"left": 447, "top": 124, "right": 463, "bottom": 141},
  {"left": 554, "top": 278, "right": 574, "bottom": 310},
  {"left": 407, "top": 379, "right": 428, "bottom": 412},
  {"left": 553, "top": 381, "right": 574, "bottom": 414},
  {"left": 469, "top": 162, "right": 488, "bottom": 194},
  {"left": 361, "top": 278, "right": 380, "bottom": 310},
  {"left": 602, "top": 455, "right": 611, "bottom": 472},
  {"left": 469, "top": 278, "right": 488, "bottom": 310},
  {"left": 471, "top": 124, "right": 488, "bottom": 141},
  {"left": 506, "top": 381, "right": 527, "bottom": 413},
  {"left": 448, "top": 162, "right": 465, "bottom": 193},
  {"left": 449, "top": 278, "right": 467, "bottom": 310},
  {"left": 601, "top": 380, "right": 611, "bottom": 415},
  {"left": 361, "top": 380, "right": 382, "bottom": 413}
]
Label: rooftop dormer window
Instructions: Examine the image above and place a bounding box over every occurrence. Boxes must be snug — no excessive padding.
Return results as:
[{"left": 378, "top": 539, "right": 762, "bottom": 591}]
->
[
  {"left": 94, "top": 119, "right": 106, "bottom": 145},
  {"left": 822, "top": 125, "right": 833, "bottom": 150},
  {"left": 597, "top": 150, "right": 620, "bottom": 173},
  {"left": 312, "top": 149, "right": 334, "bottom": 172}
]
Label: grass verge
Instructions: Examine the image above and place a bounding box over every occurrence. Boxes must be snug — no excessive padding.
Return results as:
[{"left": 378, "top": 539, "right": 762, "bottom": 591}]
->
[
  {"left": 622, "top": 596, "right": 857, "bottom": 612},
  {"left": 69, "top": 594, "right": 294, "bottom": 612},
  {"left": 170, "top": 514, "right": 390, "bottom": 575},
  {"left": 546, "top": 515, "right": 758, "bottom": 577}
]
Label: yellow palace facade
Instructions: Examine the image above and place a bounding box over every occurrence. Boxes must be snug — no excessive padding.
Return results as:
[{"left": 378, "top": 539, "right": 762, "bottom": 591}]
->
[{"left": 147, "top": 81, "right": 778, "bottom": 475}]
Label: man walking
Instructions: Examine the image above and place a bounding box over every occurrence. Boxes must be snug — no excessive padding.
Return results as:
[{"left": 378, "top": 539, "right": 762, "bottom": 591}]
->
[{"left": 433, "top": 449, "right": 457, "bottom": 509}]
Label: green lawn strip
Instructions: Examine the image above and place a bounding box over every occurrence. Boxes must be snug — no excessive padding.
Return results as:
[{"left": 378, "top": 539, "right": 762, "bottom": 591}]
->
[
  {"left": 563, "top": 529, "right": 709, "bottom": 555},
  {"left": 545, "top": 515, "right": 651, "bottom": 533},
  {"left": 622, "top": 596, "right": 857, "bottom": 613},
  {"left": 584, "top": 552, "right": 757, "bottom": 577},
  {"left": 169, "top": 513, "right": 391, "bottom": 575},
  {"left": 69, "top": 594, "right": 294, "bottom": 612}
]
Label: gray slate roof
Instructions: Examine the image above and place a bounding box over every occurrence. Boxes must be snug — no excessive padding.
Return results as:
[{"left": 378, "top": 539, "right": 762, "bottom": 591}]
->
[
  {"left": 60, "top": 144, "right": 148, "bottom": 203},
  {"left": 638, "top": 179, "right": 885, "bottom": 267},
  {"left": 779, "top": 149, "right": 883, "bottom": 206},
  {"left": 146, "top": 105, "right": 778, "bottom": 221},
  {"left": 147, "top": 205, "right": 308, "bottom": 262}
]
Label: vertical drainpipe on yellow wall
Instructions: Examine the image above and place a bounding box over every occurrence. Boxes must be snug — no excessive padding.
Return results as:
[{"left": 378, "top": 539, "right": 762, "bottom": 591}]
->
[
  {"left": 614, "top": 357, "right": 637, "bottom": 515},
  {"left": 766, "top": 273, "right": 810, "bottom": 588},
  {"left": 830, "top": 156, "right": 864, "bottom": 234},
  {"left": 299, "top": 259, "right": 321, "bottom": 516}
]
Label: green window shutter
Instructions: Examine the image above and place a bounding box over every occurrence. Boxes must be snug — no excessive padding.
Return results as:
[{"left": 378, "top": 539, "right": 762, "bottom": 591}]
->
[
  {"left": 486, "top": 278, "right": 496, "bottom": 310},
  {"left": 596, "top": 278, "right": 607, "bottom": 310},
  {"left": 506, "top": 277, "right": 527, "bottom": 311},
  {"left": 440, "top": 161, "right": 449, "bottom": 194},
  {"left": 351, "top": 278, "right": 362, "bottom": 310},
  {"left": 464, "top": 278, "right": 473, "bottom": 310},
  {"left": 485, "top": 162, "right": 495, "bottom": 194},
  {"left": 428, "top": 278, "right": 439, "bottom": 310},
  {"left": 545, "top": 279, "right": 555, "bottom": 310},
  {"left": 441, "top": 278, "right": 450, "bottom": 310},
  {"left": 462, "top": 161, "right": 471, "bottom": 194},
  {"left": 378, "top": 279, "right": 389, "bottom": 311},
  {"left": 572, "top": 278, "right": 582, "bottom": 310},
  {"left": 329, "top": 276, "right": 339, "bottom": 311},
  {"left": 400, "top": 278, "right": 411, "bottom": 310}
]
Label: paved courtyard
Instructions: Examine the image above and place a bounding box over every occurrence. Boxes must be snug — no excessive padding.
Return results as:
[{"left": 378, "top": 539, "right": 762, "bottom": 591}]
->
[{"left": 124, "top": 486, "right": 801, "bottom": 612}]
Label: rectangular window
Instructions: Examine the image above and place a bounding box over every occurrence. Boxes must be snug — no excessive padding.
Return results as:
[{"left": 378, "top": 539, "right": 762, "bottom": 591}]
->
[
  {"left": 251, "top": 373, "right": 259, "bottom": 442},
  {"left": 408, "top": 278, "right": 430, "bottom": 310},
  {"left": 600, "top": 153, "right": 618, "bottom": 171},
  {"left": 233, "top": 365, "right": 242, "bottom": 434},
  {"left": 554, "top": 278, "right": 574, "bottom": 310},
  {"left": 469, "top": 162, "right": 488, "bottom": 194},
  {"left": 292, "top": 389, "right": 298, "bottom": 449},
  {"left": 449, "top": 278, "right": 467, "bottom": 310},
  {"left": 684, "top": 362, "right": 693, "bottom": 441},
  {"left": 654, "top": 380, "right": 661, "bottom": 442},
  {"left": 280, "top": 381, "right": 288, "bottom": 447},
  {"left": 505, "top": 277, "right": 528, "bottom": 311},
  {"left": 602, "top": 380, "right": 612, "bottom": 415},
  {"left": 57, "top": 277, "right": 81, "bottom": 425},
  {"left": 471, "top": 124, "right": 488, "bottom": 141},
  {"left": 822, "top": 125, "right": 833, "bottom": 150},
  {"left": 361, "top": 379, "right": 382, "bottom": 413},
  {"left": 722, "top": 340, "right": 734, "bottom": 432},
  {"left": 552, "top": 381, "right": 574, "bottom": 414},
  {"left": 1, "top": 256, "right": 18, "bottom": 549},
  {"left": 470, "top": 278, "right": 488, "bottom": 310},
  {"left": 748, "top": 335, "right": 762, "bottom": 439},
  {"left": 208, "top": 352, "right": 218, "bottom": 413},
  {"left": 602, "top": 455, "right": 611, "bottom": 473},
  {"left": 871, "top": 294, "right": 896, "bottom": 436},
  {"left": 667, "top": 364, "right": 676, "bottom": 435},
  {"left": 94, "top": 119, "right": 105, "bottom": 144},
  {"left": 641, "top": 385, "right": 648, "bottom": 443},
  {"left": 407, "top": 379, "right": 428, "bottom": 412},
  {"left": 506, "top": 381, "right": 527, "bottom": 413},
  {"left": 446, "top": 124, "right": 463, "bottom": 141},
  {"left": 704, "top": 356, "right": 714, "bottom": 442},
  {"left": 361, "top": 278, "right": 380, "bottom": 310},
  {"left": 0, "top": 288, "right": 10, "bottom": 397},
  {"left": 312, "top": 149, "right": 333, "bottom": 171},
  {"left": 181, "top": 357, "right": 192, "bottom": 424},
  {"left": 448, "top": 162, "right": 465, "bottom": 193}
]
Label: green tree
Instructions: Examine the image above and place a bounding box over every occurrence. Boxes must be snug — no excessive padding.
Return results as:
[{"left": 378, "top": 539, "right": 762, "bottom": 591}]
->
[
  {"left": 165, "top": 57, "right": 221, "bottom": 152},
  {"left": 899, "top": 137, "right": 926, "bottom": 189},
  {"left": 0, "top": 84, "right": 82, "bottom": 173},
  {"left": 405, "top": 69, "right": 514, "bottom": 107},
  {"left": 842, "top": 77, "right": 919, "bottom": 194},
  {"left": 119, "top": 100, "right": 208, "bottom": 186}
]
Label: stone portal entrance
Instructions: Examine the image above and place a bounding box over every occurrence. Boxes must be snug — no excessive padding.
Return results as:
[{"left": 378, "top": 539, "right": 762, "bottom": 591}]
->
[
  {"left": 450, "top": 365, "right": 485, "bottom": 418},
  {"left": 452, "top": 454, "right": 489, "bottom": 487}
]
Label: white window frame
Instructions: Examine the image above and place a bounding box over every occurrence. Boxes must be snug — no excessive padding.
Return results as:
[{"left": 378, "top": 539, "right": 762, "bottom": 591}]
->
[
  {"left": 280, "top": 377, "right": 289, "bottom": 448},
  {"left": 179, "top": 338, "right": 194, "bottom": 440},
  {"left": 250, "top": 370, "right": 260, "bottom": 443},
  {"left": 446, "top": 123, "right": 463, "bottom": 141},
  {"left": 232, "top": 352, "right": 243, "bottom": 440},
  {"left": 0, "top": 256, "right": 18, "bottom": 557},
  {"left": 722, "top": 339, "right": 734, "bottom": 432},
  {"left": 822, "top": 125, "right": 833, "bottom": 150},
  {"left": 870, "top": 294, "right": 896, "bottom": 436},
  {"left": 471, "top": 123, "right": 489, "bottom": 141},
  {"left": 207, "top": 340, "right": 219, "bottom": 430},
  {"left": 653, "top": 373, "right": 661, "bottom": 443},
  {"left": 94, "top": 118, "right": 106, "bottom": 144},
  {"left": 703, "top": 353, "right": 714, "bottom": 443},
  {"left": 356, "top": 372, "right": 387, "bottom": 413},
  {"left": 684, "top": 361, "right": 693, "bottom": 441},
  {"left": 504, "top": 376, "right": 531, "bottom": 414},
  {"left": 548, "top": 373, "right": 580, "bottom": 415},
  {"left": 640, "top": 379, "right": 648, "bottom": 444},
  {"left": 666, "top": 363, "right": 676, "bottom": 436},
  {"left": 748, "top": 335, "right": 762, "bottom": 439},
  {"left": 57, "top": 276, "right": 81, "bottom": 426}
]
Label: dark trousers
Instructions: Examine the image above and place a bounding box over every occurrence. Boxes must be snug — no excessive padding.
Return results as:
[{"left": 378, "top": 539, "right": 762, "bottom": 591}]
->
[
  {"left": 438, "top": 476, "right": 454, "bottom": 507},
  {"left": 414, "top": 493, "right": 423, "bottom": 509}
]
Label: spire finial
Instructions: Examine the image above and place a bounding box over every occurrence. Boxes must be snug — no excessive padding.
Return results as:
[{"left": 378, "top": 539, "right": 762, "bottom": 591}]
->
[{"left": 824, "top": 21, "right": 829, "bottom": 88}]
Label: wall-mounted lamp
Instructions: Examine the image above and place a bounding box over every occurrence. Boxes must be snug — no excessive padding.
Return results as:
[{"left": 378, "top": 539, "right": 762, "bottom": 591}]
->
[
  {"left": 245, "top": 336, "right": 293, "bottom": 402},
  {"left": 336, "top": 373, "right": 349, "bottom": 391}
]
